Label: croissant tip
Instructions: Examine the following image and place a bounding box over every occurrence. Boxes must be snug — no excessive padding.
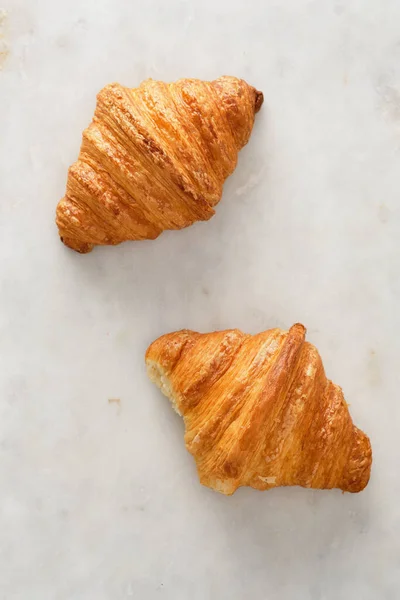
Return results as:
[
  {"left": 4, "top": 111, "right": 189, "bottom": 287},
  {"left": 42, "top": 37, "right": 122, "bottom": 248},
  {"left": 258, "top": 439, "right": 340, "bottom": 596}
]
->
[
  {"left": 254, "top": 90, "right": 264, "bottom": 113},
  {"left": 59, "top": 235, "right": 94, "bottom": 254},
  {"left": 289, "top": 323, "right": 307, "bottom": 337}
]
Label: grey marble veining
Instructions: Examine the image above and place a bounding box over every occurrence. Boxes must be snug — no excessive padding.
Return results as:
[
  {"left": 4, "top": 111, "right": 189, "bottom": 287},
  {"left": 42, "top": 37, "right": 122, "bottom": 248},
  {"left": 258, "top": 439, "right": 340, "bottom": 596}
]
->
[{"left": 0, "top": 0, "right": 399, "bottom": 598}]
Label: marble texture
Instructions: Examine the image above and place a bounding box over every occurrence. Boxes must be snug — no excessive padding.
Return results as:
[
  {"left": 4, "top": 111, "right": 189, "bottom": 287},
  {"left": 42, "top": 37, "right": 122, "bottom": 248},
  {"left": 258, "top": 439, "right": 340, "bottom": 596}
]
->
[{"left": 1, "top": 0, "right": 399, "bottom": 598}]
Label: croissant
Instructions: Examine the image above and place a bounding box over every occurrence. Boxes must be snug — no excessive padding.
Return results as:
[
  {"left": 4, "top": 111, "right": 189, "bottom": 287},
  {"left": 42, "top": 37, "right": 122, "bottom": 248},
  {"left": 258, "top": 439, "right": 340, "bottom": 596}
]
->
[
  {"left": 146, "top": 324, "right": 372, "bottom": 495},
  {"left": 56, "top": 76, "right": 263, "bottom": 253}
]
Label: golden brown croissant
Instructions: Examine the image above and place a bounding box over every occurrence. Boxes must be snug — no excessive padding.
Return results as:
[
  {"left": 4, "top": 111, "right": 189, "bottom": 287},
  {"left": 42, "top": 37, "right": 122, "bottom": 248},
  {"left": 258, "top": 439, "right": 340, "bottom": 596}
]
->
[
  {"left": 146, "top": 324, "right": 372, "bottom": 495},
  {"left": 56, "top": 76, "right": 263, "bottom": 253}
]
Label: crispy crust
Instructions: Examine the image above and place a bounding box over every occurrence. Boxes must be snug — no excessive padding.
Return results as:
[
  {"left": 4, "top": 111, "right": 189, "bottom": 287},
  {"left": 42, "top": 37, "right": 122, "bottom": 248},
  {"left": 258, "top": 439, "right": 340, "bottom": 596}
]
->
[
  {"left": 56, "top": 76, "right": 263, "bottom": 253},
  {"left": 146, "top": 324, "right": 372, "bottom": 495}
]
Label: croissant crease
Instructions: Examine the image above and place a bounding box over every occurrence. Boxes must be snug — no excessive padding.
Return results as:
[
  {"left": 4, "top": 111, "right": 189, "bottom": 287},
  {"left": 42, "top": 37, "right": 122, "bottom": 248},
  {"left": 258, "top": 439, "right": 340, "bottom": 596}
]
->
[
  {"left": 146, "top": 324, "right": 372, "bottom": 495},
  {"left": 56, "top": 76, "right": 263, "bottom": 253}
]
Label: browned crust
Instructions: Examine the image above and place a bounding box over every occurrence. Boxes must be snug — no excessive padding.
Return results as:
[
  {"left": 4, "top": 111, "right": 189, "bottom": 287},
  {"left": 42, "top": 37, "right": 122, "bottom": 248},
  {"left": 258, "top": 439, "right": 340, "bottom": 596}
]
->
[
  {"left": 145, "top": 324, "right": 372, "bottom": 495},
  {"left": 56, "top": 76, "right": 263, "bottom": 253},
  {"left": 254, "top": 89, "right": 264, "bottom": 113}
]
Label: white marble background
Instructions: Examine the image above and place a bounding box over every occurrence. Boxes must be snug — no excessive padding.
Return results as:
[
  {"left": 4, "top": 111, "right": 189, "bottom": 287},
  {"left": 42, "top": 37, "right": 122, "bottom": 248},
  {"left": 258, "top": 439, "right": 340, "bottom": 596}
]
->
[{"left": 1, "top": 0, "right": 399, "bottom": 598}]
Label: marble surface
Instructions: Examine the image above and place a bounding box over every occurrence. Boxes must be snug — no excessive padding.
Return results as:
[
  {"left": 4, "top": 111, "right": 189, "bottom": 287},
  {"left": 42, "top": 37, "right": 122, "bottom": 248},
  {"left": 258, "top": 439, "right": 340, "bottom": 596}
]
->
[{"left": 1, "top": 0, "right": 399, "bottom": 598}]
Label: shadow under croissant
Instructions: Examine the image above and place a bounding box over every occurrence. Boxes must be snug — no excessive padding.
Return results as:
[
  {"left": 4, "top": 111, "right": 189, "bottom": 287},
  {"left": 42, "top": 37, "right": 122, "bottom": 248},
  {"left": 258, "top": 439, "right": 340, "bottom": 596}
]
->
[{"left": 206, "top": 483, "right": 372, "bottom": 590}]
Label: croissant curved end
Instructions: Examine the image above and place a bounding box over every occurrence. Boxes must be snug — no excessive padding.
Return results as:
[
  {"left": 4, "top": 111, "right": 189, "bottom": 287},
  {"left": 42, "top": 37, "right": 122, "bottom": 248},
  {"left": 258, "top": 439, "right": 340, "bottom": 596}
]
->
[
  {"left": 146, "top": 324, "right": 372, "bottom": 495},
  {"left": 254, "top": 89, "right": 264, "bottom": 113},
  {"left": 340, "top": 426, "right": 373, "bottom": 493},
  {"left": 59, "top": 235, "right": 94, "bottom": 254}
]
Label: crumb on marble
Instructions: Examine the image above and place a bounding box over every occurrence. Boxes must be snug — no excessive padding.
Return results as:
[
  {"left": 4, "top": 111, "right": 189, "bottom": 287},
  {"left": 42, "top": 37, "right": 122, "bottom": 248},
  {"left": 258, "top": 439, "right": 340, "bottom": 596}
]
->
[{"left": 108, "top": 398, "right": 121, "bottom": 405}]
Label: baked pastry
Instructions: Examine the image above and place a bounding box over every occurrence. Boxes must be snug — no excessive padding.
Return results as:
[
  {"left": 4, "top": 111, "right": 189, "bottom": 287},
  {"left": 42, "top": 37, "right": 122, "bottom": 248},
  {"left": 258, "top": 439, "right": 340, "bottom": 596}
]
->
[
  {"left": 56, "top": 76, "right": 263, "bottom": 253},
  {"left": 146, "top": 324, "right": 372, "bottom": 495}
]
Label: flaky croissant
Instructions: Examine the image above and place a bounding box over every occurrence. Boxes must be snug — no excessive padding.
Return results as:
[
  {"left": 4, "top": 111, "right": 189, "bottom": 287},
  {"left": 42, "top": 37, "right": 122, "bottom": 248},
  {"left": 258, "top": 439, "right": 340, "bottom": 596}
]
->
[
  {"left": 56, "top": 76, "right": 263, "bottom": 253},
  {"left": 146, "top": 324, "right": 372, "bottom": 495}
]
